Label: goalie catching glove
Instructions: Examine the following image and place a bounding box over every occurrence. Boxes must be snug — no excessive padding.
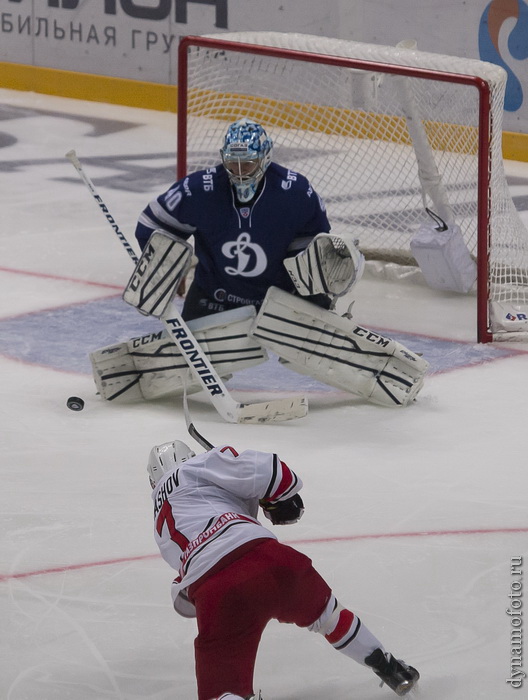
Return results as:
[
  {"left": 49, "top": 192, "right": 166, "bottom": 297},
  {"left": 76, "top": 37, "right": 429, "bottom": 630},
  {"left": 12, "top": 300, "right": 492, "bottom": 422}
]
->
[
  {"left": 284, "top": 232, "right": 365, "bottom": 298},
  {"left": 260, "top": 494, "right": 304, "bottom": 525}
]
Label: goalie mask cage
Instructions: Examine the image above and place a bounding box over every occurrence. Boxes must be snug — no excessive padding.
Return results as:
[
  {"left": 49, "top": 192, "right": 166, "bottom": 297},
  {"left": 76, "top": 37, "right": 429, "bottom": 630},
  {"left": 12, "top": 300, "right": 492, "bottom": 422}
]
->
[{"left": 177, "top": 32, "right": 528, "bottom": 343}]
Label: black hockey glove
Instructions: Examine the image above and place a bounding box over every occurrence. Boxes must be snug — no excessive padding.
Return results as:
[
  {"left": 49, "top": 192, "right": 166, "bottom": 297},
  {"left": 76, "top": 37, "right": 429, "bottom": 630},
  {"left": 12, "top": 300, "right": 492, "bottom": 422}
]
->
[{"left": 260, "top": 494, "right": 304, "bottom": 525}]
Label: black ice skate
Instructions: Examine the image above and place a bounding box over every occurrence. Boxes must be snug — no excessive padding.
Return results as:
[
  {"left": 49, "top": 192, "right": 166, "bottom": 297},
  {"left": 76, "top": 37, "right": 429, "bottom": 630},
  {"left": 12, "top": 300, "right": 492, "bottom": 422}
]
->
[{"left": 364, "top": 648, "right": 419, "bottom": 696}]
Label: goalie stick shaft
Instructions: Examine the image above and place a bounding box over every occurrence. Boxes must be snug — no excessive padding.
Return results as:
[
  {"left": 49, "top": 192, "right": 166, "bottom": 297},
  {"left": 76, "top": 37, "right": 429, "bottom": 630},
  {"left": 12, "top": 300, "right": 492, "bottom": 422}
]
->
[
  {"left": 65, "top": 150, "right": 139, "bottom": 265},
  {"left": 66, "top": 149, "right": 308, "bottom": 424}
]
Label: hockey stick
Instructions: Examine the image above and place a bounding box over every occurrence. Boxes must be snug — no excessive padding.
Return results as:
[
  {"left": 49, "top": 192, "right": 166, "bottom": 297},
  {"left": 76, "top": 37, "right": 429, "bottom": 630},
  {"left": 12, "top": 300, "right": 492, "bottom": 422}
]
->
[
  {"left": 183, "top": 385, "right": 214, "bottom": 450},
  {"left": 66, "top": 149, "right": 308, "bottom": 424},
  {"left": 65, "top": 150, "right": 138, "bottom": 264}
]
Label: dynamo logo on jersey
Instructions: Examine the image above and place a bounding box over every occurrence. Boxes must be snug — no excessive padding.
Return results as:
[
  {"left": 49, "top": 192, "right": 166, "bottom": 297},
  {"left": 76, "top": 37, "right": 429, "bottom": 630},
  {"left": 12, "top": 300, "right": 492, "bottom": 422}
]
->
[
  {"left": 478, "top": 0, "right": 528, "bottom": 111},
  {"left": 222, "top": 232, "right": 268, "bottom": 277}
]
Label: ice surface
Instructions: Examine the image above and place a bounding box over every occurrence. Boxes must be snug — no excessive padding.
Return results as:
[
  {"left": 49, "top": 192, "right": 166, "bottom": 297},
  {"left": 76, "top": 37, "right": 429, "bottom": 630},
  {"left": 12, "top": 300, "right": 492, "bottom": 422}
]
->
[{"left": 1, "top": 88, "right": 528, "bottom": 699}]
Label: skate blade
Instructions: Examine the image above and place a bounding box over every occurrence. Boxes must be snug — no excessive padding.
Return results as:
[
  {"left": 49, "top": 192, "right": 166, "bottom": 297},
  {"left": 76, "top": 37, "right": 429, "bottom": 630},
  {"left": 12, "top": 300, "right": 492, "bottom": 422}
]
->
[{"left": 395, "top": 670, "right": 420, "bottom": 696}]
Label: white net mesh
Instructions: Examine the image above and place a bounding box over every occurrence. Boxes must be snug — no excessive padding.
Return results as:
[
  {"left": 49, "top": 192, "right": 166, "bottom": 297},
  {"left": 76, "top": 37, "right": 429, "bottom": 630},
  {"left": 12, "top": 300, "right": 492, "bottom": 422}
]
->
[{"left": 181, "top": 32, "right": 528, "bottom": 338}]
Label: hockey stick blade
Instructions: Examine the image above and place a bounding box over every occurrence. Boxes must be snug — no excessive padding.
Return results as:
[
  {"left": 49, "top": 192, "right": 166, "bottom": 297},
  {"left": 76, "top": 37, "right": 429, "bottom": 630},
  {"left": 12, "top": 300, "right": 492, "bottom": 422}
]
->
[{"left": 234, "top": 396, "right": 308, "bottom": 423}]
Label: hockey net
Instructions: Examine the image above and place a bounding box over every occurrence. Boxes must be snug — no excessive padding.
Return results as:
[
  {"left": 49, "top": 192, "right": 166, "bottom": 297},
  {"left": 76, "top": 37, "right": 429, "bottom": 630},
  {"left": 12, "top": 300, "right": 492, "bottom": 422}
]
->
[{"left": 177, "top": 31, "right": 528, "bottom": 342}]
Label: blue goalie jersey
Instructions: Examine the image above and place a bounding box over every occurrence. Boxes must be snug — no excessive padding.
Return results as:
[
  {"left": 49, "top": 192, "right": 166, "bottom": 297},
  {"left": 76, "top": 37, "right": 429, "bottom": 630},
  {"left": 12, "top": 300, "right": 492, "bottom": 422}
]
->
[{"left": 135, "top": 162, "right": 331, "bottom": 308}]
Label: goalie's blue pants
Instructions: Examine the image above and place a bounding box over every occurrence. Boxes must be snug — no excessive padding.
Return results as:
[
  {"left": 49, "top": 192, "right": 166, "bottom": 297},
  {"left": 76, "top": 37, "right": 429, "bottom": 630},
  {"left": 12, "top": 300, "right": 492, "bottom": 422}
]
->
[{"left": 181, "top": 280, "right": 331, "bottom": 322}]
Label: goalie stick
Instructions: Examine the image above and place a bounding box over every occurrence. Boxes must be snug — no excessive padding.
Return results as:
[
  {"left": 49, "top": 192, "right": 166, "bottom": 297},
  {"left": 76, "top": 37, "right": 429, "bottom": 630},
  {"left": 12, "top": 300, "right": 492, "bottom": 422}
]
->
[{"left": 66, "top": 149, "right": 308, "bottom": 424}]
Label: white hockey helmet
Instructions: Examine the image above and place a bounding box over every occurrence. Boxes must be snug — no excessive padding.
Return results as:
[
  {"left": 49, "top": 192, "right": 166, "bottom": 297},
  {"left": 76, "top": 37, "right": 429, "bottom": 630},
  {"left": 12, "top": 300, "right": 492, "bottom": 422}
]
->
[
  {"left": 220, "top": 118, "right": 273, "bottom": 203},
  {"left": 147, "top": 440, "right": 195, "bottom": 488}
]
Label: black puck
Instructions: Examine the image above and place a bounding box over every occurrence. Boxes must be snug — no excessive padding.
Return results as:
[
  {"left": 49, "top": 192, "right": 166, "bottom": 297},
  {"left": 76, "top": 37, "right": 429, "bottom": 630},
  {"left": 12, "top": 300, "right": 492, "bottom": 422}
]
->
[{"left": 67, "top": 396, "right": 85, "bottom": 411}]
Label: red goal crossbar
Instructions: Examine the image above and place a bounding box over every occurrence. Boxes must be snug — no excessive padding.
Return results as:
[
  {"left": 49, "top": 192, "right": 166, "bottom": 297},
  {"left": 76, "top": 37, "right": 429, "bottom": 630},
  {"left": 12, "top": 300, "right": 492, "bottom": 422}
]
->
[{"left": 177, "top": 35, "right": 493, "bottom": 342}]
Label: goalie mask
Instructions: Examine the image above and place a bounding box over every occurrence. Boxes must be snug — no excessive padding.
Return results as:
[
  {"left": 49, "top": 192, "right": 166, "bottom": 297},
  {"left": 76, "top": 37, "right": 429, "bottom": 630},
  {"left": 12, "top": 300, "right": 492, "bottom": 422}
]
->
[
  {"left": 147, "top": 440, "right": 195, "bottom": 488},
  {"left": 220, "top": 118, "right": 273, "bottom": 203}
]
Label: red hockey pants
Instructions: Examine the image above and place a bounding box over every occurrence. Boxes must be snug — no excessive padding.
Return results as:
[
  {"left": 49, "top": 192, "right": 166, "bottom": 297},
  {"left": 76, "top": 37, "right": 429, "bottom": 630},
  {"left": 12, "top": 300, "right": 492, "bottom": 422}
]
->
[{"left": 188, "top": 538, "right": 332, "bottom": 700}]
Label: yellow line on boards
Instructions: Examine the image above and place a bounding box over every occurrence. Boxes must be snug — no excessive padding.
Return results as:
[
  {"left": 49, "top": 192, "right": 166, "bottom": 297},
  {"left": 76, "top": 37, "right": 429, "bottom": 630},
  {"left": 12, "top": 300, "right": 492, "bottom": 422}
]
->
[
  {"left": 0, "top": 62, "right": 177, "bottom": 112},
  {"left": 1, "top": 62, "right": 527, "bottom": 162}
]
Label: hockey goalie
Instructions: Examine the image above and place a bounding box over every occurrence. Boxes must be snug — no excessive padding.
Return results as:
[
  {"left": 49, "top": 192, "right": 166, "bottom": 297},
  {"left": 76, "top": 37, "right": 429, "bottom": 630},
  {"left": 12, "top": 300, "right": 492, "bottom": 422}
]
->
[{"left": 91, "top": 118, "right": 428, "bottom": 408}]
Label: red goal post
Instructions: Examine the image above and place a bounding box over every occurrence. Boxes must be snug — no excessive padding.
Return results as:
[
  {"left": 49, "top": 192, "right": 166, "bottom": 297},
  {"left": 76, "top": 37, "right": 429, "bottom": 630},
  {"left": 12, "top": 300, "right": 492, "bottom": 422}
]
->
[{"left": 177, "top": 32, "right": 528, "bottom": 343}]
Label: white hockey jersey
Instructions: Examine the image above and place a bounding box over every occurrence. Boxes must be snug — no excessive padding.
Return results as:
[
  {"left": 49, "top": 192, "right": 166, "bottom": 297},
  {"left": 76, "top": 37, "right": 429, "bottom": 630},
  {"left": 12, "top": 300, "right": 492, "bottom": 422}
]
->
[{"left": 151, "top": 445, "right": 302, "bottom": 616}]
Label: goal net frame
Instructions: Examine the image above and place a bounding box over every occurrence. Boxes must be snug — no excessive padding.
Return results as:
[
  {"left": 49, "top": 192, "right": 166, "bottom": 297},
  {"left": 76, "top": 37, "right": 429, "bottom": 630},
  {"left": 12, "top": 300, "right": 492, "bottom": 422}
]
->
[{"left": 177, "top": 32, "right": 527, "bottom": 343}]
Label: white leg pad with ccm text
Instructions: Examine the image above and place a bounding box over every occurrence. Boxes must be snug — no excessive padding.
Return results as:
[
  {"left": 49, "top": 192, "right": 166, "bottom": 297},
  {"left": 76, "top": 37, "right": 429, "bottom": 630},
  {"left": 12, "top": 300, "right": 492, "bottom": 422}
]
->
[
  {"left": 249, "top": 287, "right": 428, "bottom": 407},
  {"left": 90, "top": 306, "right": 268, "bottom": 401}
]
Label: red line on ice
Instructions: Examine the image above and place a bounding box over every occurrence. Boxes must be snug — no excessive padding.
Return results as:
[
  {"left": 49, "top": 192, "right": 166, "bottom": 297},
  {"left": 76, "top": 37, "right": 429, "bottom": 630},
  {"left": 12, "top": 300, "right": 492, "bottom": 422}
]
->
[
  {"left": 0, "top": 265, "right": 122, "bottom": 290},
  {"left": 0, "top": 554, "right": 160, "bottom": 582},
  {"left": 2, "top": 525, "right": 527, "bottom": 583}
]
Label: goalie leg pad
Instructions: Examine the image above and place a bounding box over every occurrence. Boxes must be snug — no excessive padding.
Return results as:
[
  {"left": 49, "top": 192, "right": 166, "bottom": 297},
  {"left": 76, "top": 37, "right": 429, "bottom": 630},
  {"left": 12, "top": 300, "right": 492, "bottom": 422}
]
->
[
  {"left": 123, "top": 230, "right": 193, "bottom": 318},
  {"left": 90, "top": 341, "right": 144, "bottom": 402},
  {"left": 91, "top": 331, "right": 211, "bottom": 402},
  {"left": 91, "top": 306, "right": 268, "bottom": 402},
  {"left": 249, "top": 287, "right": 428, "bottom": 407}
]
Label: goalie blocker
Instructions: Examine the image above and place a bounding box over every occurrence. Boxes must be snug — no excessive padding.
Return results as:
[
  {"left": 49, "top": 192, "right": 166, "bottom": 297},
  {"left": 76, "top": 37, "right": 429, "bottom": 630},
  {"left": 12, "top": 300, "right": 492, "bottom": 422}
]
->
[
  {"left": 123, "top": 229, "right": 193, "bottom": 318},
  {"left": 250, "top": 287, "right": 428, "bottom": 407}
]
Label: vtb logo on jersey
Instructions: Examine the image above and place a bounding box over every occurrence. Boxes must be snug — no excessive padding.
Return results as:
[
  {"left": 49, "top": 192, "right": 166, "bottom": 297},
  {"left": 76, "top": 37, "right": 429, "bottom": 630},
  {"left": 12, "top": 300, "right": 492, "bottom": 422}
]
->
[
  {"left": 240, "top": 207, "right": 250, "bottom": 218},
  {"left": 222, "top": 232, "right": 267, "bottom": 277}
]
